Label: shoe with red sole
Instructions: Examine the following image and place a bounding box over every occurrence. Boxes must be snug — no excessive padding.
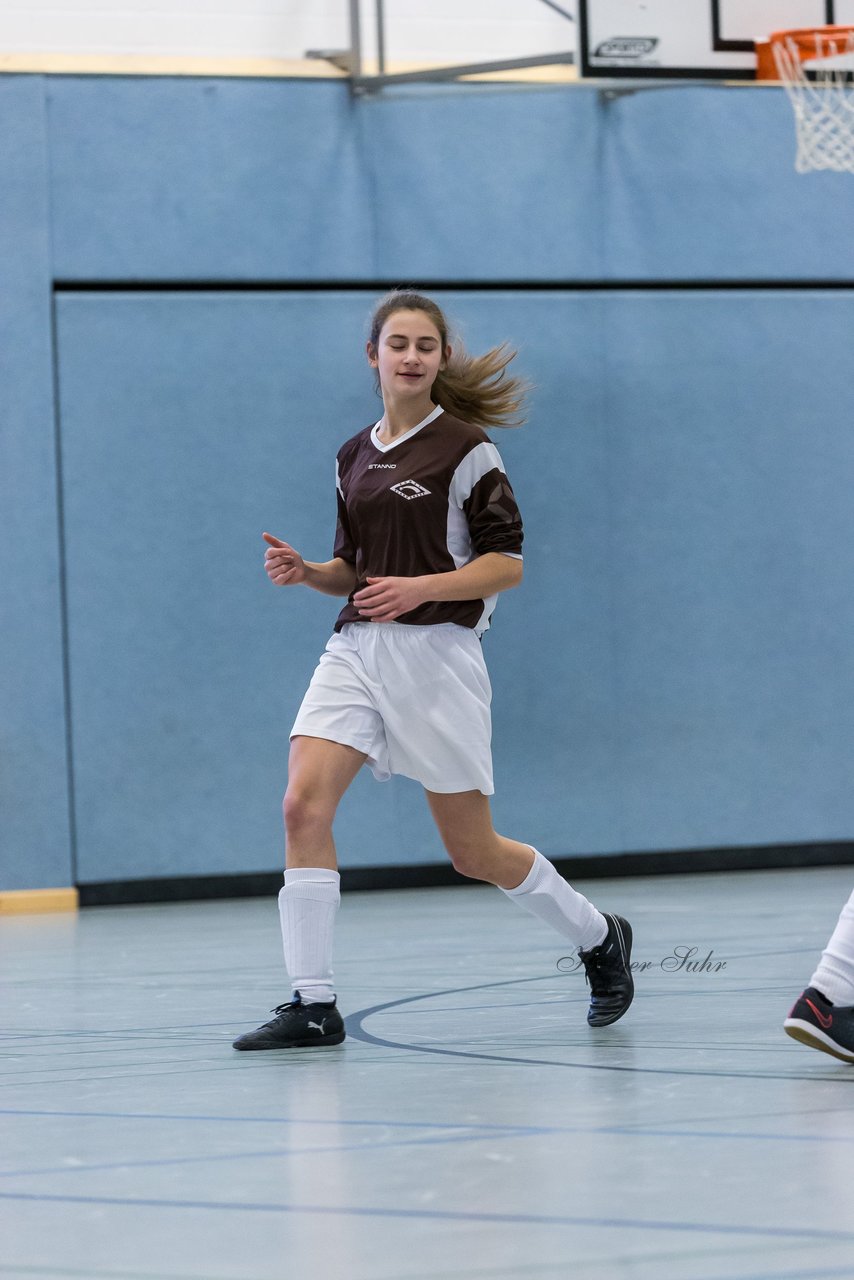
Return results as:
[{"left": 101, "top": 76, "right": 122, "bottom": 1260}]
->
[{"left": 784, "top": 986, "right": 854, "bottom": 1064}]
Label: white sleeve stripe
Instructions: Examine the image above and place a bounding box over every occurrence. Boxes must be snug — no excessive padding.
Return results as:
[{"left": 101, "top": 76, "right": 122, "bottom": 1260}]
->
[
  {"left": 448, "top": 442, "right": 506, "bottom": 508},
  {"left": 335, "top": 458, "right": 343, "bottom": 498}
]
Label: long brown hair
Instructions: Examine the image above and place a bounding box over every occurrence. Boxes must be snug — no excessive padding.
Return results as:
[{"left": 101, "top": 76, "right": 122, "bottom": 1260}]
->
[{"left": 368, "top": 290, "right": 528, "bottom": 429}]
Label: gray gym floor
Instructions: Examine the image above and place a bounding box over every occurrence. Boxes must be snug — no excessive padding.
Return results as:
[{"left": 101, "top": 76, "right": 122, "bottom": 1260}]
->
[{"left": 2, "top": 865, "right": 854, "bottom": 1280}]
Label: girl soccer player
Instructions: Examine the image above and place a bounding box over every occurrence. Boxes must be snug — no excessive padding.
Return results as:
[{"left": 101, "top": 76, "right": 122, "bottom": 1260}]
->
[{"left": 233, "top": 291, "right": 634, "bottom": 1050}]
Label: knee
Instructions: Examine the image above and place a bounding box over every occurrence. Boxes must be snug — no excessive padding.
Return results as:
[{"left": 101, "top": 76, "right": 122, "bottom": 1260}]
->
[
  {"left": 282, "top": 786, "right": 334, "bottom": 841},
  {"left": 445, "top": 838, "right": 492, "bottom": 883}
]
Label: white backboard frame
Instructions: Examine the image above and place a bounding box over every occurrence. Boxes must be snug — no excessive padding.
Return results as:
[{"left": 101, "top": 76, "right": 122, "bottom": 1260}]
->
[{"left": 578, "top": 0, "right": 854, "bottom": 78}]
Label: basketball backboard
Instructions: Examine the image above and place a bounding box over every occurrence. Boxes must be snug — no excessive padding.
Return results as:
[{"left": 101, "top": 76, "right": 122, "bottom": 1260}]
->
[{"left": 578, "top": 0, "right": 854, "bottom": 78}]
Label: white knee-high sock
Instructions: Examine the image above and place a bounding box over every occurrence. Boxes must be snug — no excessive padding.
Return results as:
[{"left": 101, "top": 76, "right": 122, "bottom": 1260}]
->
[
  {"left": 501, "top": 848, "right": 608, "bottom": 952},
  {"left": 810, "top": 889, "right": 854, "bottom": 1006},
  {"left": 278, "top": 867, "right": 340, "bottom": 1004}
]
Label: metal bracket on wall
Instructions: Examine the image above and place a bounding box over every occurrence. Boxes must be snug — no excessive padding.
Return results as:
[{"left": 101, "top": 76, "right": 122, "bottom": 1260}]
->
[
  {"left": 597, "top": 80, "right": 740, "bottom": 102},
  {"left": 307, "top": 0, "right": 575, "bottom": 95}
]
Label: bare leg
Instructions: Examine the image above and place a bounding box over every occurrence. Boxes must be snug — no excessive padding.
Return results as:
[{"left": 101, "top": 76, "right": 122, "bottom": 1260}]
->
[
  {"left": 426, "top": 787, "right": 607, "bottom": 952},
  {"left": 284, "top": 735, "right": 367, "bottom": 869},
  {"left": 424, "top": 788, "right": 534, "bottom": 888},
  {"left": 425, "top": 788, "right": 633, "bottom": 1027},
  {"left": 241, "top": 735, "right": 364, "bottom": 1032}
]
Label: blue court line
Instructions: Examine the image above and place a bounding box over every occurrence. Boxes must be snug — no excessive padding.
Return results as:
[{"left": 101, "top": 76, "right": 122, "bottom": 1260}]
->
[
  {"left": 701, "top": 1267, "right": 854, "bottom": 1280},
  {"left": 0, "top": 1127, "right": 551, "bottom": 1181},
  {"left": 0, "top": 1021, "right": 271, "bottom": 1042},
  {"left": 0, "top": 1268, "right": 209, "bottom": 1280},
  {"left": 348, "top": 1021, "right": 852, "bottom": 1082},
  {"left": 0, "top": 972, "right": 809, "bottom": 1042},
  {"left": 0, "top": 972, "right": 568, "bottom": 1044},
  {"left": 0, "top": 1107, "right": 537, "bottom": 1130},
  {"left": 345, "top": 982, "right": 854, "bottom": 1083},
  {"left": 4, "top": 1118, "right": 854, "bottom": 1183},
  {"left": 0, "top": 1190, "right": 852, "bottom": 1241},
  {"left": 0, "top": 1057, "right": 248, "bottom": 1083},
  {"left": 0, "top": 1048, "right": 845, "bottom": 1090},
  {"left": 2, "top": 1107, "right": 853, "bottom": 1148},
  {"left": 2, "top": 968, "right": 850, "bottom": 1090}
]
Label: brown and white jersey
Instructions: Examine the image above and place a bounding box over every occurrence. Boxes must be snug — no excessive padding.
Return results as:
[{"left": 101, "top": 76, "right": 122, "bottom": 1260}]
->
[{"left": 333, "top": 406, "right": 523, "bottom": 634}]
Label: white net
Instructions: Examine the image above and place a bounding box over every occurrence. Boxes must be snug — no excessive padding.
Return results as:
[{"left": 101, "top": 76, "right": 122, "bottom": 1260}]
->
[{"left": 773, "top": 29, "right": 854, "bottom": 173}]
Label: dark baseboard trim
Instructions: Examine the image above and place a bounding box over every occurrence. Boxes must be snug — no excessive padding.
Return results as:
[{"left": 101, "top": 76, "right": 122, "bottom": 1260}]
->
[
  {"left": 55, "top": 279, "right": 854, "bottom": 294},
  {"left": 76, "top": 841, "right": 854, "bottom": 907}
]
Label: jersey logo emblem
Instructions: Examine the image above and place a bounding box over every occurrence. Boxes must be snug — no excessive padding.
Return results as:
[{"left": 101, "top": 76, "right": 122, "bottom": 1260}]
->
[{"left": 390, "top": 480, "right": 431, "bottom": 501}]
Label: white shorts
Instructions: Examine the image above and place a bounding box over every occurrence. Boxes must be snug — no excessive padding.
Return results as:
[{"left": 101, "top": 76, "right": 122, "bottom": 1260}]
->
[{"left": 290, "top": 622, "right": 494, "bottom": 795}]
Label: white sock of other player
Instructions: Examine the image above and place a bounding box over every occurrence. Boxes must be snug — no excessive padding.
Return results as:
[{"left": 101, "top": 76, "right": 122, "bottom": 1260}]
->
[
  {"left": 278, "top": 867, "right": 341, "bottom": 1005},
  {"left": 501, "top": 848, "right": 608, "bottom": 952},
  {"left": 809, "top": 888, "right": 854, "bottom": 1006}
]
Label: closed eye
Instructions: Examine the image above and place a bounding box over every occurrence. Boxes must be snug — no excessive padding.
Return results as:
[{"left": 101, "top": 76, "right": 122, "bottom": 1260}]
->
[{"left": 386, "top": 338, "right": 438, "bottom": 351}]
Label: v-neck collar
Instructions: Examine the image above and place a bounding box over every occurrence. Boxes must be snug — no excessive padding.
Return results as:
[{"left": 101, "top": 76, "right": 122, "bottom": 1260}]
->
[{"left": 370, "top": 404, "right": 444, "bottom": 453}]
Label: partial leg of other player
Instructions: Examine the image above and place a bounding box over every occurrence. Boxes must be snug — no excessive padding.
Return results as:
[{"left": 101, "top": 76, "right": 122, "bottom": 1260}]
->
[{"left": 785, "top": 888, "right": 854, "bottom": 1064}]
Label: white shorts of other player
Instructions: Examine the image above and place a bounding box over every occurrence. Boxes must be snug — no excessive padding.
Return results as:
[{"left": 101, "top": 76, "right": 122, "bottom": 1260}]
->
[{"left": 290, "top": 621, "right": 494, "bottom": 795}]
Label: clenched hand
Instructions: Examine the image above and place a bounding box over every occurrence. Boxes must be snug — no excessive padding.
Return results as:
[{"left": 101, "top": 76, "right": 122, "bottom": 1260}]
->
[
  {"left": 263, "top": 532, "right": 306, "bottom": 586},
  {"left": 353, "top": 576, "right": 429, "bottom": 622}
]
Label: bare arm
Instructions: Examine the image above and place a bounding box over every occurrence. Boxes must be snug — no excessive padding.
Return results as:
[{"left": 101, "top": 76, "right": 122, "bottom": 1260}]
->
[
  {"left": 420, "top": 552, "right": 522, "bottom": 602},
  {"left": 352, "top": 552, "right": 522, "bottom": 622},
  {"left": 302, "top": 557, "right": 359, "bottom": 597},
  {"left": 263, "top": 533, "right": 357, "bottom": 598}
]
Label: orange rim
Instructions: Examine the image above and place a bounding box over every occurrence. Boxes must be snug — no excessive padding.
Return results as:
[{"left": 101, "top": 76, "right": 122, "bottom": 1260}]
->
[{"left": 757, "top": 26, "right": 854, "bottom": 80}]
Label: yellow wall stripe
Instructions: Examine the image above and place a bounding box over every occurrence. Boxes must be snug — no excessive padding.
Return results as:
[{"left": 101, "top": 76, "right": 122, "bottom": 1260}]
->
[
  {"left": 0, "top": 53, "right": 575, "bottom": 83},
  {"left": 0, "top": 888, "right": 79, "bottom": 915}
]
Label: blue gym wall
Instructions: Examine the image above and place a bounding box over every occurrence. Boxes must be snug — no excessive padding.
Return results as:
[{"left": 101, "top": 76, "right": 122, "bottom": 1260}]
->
[{"left": 3, "top": 74, "right": 854, "bottom": 891}]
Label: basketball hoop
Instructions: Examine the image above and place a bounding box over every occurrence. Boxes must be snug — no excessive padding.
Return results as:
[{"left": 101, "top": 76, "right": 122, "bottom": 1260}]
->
[{"left": 756, "top": 26, "right": 854, "bottom": 173}]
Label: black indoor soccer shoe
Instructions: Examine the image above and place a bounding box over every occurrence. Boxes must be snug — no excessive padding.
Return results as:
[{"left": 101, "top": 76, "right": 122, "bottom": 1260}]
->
[
  {"left": 784, "top": 986, "right": 854, "bottom": 1064},
  {"left": 232, "top": 992, "right": 345, "bottom": 1050},
  {"left": 578, "top": 914, "right": 634, "bottom": 1027}
]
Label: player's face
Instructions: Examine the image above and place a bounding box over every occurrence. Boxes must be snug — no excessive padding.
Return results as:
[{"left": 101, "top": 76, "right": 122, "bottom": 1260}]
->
[{"left": 369, "top": 310, "right": 449, "bottom": 401}]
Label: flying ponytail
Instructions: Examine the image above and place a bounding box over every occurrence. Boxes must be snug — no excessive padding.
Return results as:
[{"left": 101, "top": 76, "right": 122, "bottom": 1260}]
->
[{"left": 368, "top": 290, "right": 529, "bottom": 429}]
